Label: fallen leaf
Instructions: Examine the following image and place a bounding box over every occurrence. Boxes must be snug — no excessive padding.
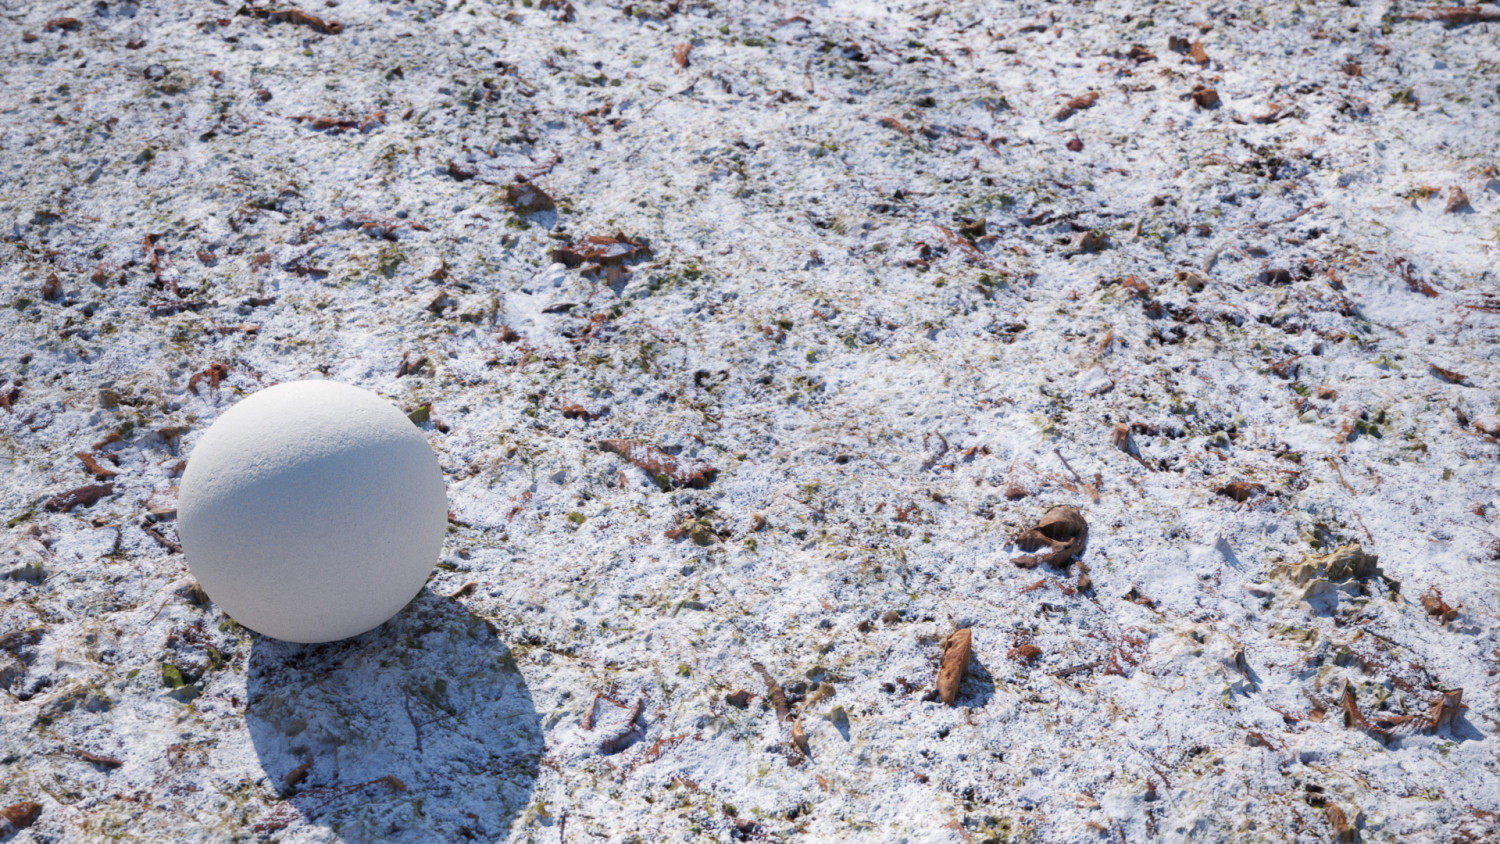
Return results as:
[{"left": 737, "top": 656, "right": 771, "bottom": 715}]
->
[
  {"left": 1429, "top": 363, "right": 1467, "bottom": 383},
  {"left": 44, "top": 17, "right": 81, "bottom": 32},
  {"left": 45, "top": 484, "right": 116, "bottom": 513},
  {"left": 550, "top": 233, "right": 651, "bottom": 268},
  {"left": 1215, "top": 481, "right": 1265, "bottom": 502},
  {"left": 791, "top": 716, "right": 811, "bottom": 757},
  {"left": 937, "top": 628, "right": 972, "bottom": 706},
  {"left": 673, "top": 42, "right": 692, "bottom": 69},
  {"left": 248, "top": 7, "right": 343, "bottom": 35},
  {"left": 1053, "top": 91, "right": 1099, "bottom": 121},
  {"left": 1402, "top": 6, "right": 1500, "bottom": 23},
  {"left": 41, "top": 273, "right": 63, "bottom": 300},
  {"left": 76, "top": 452, "right": 118, "bottom": 480},
  {"left": 1012, "top": 505, "right": 1088, "bottom": 567},
  {"left": 1472, "top": 415, "right": 1500, "bottom": 436},
  {"left": 1326, "top": 804, "right": 1356, "bottom": 843},
  {"left": 725, "top": 689, "right": 753, "bottom": 708},
  {"left": 1190, "top": 85, "right": 1219, "bottom": 108},
  {"left": 1445, "top": 187, "right": 1472, "bottom": 213},
  {"left": 505, "top": 181, "right": 556, "bottom": 213},
  {"left": 599, "top": 439, "right": 715, "bottom": 488},
  {"left": 1007, "top": 643, "right": 1042, "bottom": 664},
  {"left": 1188, "top": 40, "right": 1210, "bottom": 65},
  {"left": 1420, "top": 587, "right": 1459, "bottom": 624},
  {"left": 0, "top": 802, "right": 42, "bottom": 834},
  {"left": 73, "top": 750, "right": 123, "bottom": 768},
  {"left": 751, "top": 662, "right": 791, "bottom": 722},
  {"left": 187, "top": 362, "right": 231, "bottom": 395}
]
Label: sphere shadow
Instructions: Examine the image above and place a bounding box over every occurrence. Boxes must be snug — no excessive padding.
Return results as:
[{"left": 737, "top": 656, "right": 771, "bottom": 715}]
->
[{"left": 246, "top": 589, "right": 542, "bottom": 843}]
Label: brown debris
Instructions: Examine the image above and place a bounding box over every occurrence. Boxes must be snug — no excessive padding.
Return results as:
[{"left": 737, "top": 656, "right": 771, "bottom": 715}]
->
[
  {"left": 875, "top": 116, "right": 911, "bottom": 138},
  {"left": 790, "top": 716, "right": 811, "bottom": 758},
  {"left": 1215, "top": 481, "right": 1265, "bottom": 502},
  {"left": 599, "top": 439, "right": 715, "bottom": 488},
  {"left": 1326, "top": 804, "right": 1356, "bottom": 843},
  {"left": 1445, "top": 187, "right": 1472, "bottom": 213},
  {"left": 937, "top": 628, "right": 972, "bottom": 706},
  {"left": 1013, "top": 505, "right": 1089, "bottom": 568},
  {"left": 285, "top": 758, "right": 312, "bottom": 789},
  {"left": 1007, "top": 643, "right": 1042, "bottom": 665},
  {"left": 505, "top": 182, "right": 556, "bottom": 213},
  {"left": 248, "top": 7, "right": 344, "bottom": 35},
  {"left": 76, "top": 452, "right": 119, "bottom": 480},
  {"left": 45, "top": 17, "right": 81, "bottom": 32},
  {"left": 725, "top": 689, "right": 753, "bottom": 708},
  {"left": 73, "top": 750, "right": 123, "bottom": 768},
  {"left": 1402, "top": 6, "right": 1500, "bottom": 23},
  {"left": 1053, "top": 91, "right": 1099, "bottom": 121},
  {"left": 1190, "top": 85, "right": 1219, "bottom": 109},
  {"left": 395, "top": 353, "right": 427, "bottom": 378},
  {"left": 550, "top": 233, "right": 650, "bottom": 268},
  {"left": 751, "top": 662, "right": 791, "bottom": 722},
  {"left": 1421, "top": 587, "right": 1459, "bottom": 624},
  {"left": 1472, "top": 415, "right": 1500, "bottom": 436},
  {"left": 1340, "top": 681, "right": 1465, "bottom": 742},
  {"left": 290, "top": 112, "right": 385, "bottom": 134},
  {"left": 41, "top": 273, "right": 63, "bottom": 300},
  {"left": 1, "top": 802, "right": 42, "bottom": 834},
  {"left": 932, "top": 224, "right": 1001, "bottom": 270},
  {"left": 1429, "top": 363, "right": 1467, "bottom": 383},
  {"left": 673, "top": 42, "right": 692, "bottom": 69},
  {"left": 187, "top": 362, "right": 232, "bottom": 395},
  {"left": 45, "top": 484, "right": 116, "bottom": 513},
  {"left": 1188, "top": 41, "right": 1210, "bottom": 65},
  {"left": 558, "top": 398, "right": 603, "bottom": 422}
]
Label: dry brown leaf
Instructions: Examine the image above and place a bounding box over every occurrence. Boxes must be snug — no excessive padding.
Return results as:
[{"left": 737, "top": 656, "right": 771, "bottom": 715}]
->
[
  {"left": 75, "top": 452, "right": 119, "bottom": 480},
  {"left": 725, "top": 689, "right": 753, "bottom": 708},
  {"left": 791, "top": 716, "right": 811, "bottom": 757},
  {"left": 250, "top": 7, "right": 344, "bottom": 34},
  {"left": 41, "top": 273, "right": 63, "bottom": 300},
  {"left": 751, "top": 662, "right": 791, "bottom": 722},
  {"left": 44, "top": 17, "right": 81, "bottom": 31},
  {"left": 1326, "top": 804, "right": 1355, "bottom": 843},
  {"left": 673, "top": 42, "right": 692, "bottom": 69},
  {"left": 1190, "top": 85, "right": 1219, "bottom": 109},
  {"left": 550, "top": 233, "right": 650, "bottom": 268},
  {"left": 1428, "top": 363, "right": 1467, "bottom": 383},
  {"left": 1188, "top": 40, "right": 1210, "bottom": 65},
  {"left": 1473, "top": 415, "right": 1500, "bottom": 436},
  {"left": 1007, "top": 643, "right": 1042, "bottom": 664},
  {"left": 505, "top": 182, "right": 556, "bottom": 213},
  {"left": 1215, "top": 481, "right": 1265, "bottom": 502},
  {"left": 45, "top": 483, "right": 116, "bottom": 513},
  {"left": 1402, "top": 6, "right": 1500, "bottom": 23},
  {"left": 1445, "top": 186, "right": 1473, "bottom": 213},
  {"left": 937, "top": 628, "right": 972, "bottom": 706},
  {"left": 1421, "top": 587, "right": 1459, "bottom": 624},
  {"left": 1053, "top": 91, "right": 1099, "bottom": 121},
  {"left": 599, "top": 439, "right": 715, "bottom": 488},
  {"left": 0, "top": 802, "right": 42, "bottom": 834}
]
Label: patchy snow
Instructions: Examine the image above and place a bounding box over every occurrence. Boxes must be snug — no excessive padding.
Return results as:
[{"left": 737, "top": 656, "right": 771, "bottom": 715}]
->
[{"left": 2, "top": 0, "right": 1500, "bottom": 841}]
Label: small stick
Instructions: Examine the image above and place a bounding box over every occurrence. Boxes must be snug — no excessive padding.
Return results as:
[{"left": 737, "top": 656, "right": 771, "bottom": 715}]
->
[{"left": 1326, "top": 457, "right": 1358, "bottom": 495}]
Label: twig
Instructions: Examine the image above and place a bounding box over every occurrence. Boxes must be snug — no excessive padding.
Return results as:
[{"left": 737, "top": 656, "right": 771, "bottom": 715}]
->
[{"left": 1326, "top": 457, "right": 1358, "bottom": 495}]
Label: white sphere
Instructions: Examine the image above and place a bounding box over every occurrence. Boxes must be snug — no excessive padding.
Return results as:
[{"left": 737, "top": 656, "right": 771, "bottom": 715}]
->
[{"left": 178, "top": 380, "right": 447, "bottom": 643}]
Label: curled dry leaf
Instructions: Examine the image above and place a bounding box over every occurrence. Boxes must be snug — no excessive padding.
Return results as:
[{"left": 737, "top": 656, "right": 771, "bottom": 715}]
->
[
  {"left": 75, "top": 452, "right": 118, "bottom": 480},
  {"left": 1053, "top": 91, "right": 1099, "bottom": 121},
  {"left": 1013, "top": 505, "right": 1088, "bottom": 568},
  {"left": 505, "top": 182, "right": 556, "bottom": 213},
  {"left": 1445, "top": 187, "right": 1472, "bottom": 213},
  {"left": 1188, "top": 40, "right": 1210, "bottom": 65},
  {"left": 1325, "top": 804, "right": 1355, "bottom": 843},
  {"left": 751, "top": 662, "right": 791, "bottom": 722},
  {"left": 248, "top": 7, "right": 344, "bottom": 35},
  {"left": 725, "top": 689, "right": 753, "bottom": 708},
  {"left": 1420, "top": 587, "right": 1459, "bottom": 624},
  {"left": 599, "top": 439, "right": 715, "bottom": 488},
  {"left": 937, "top": 628, "right": 972, "bottom": 706},
  {"left": 45, "top": 483, "right": 116, "bottom": 513},
  {"left": 1007, "top": 643, "right": 1042, "bottom": 664},
  {"left": 1215, "top": 481, "right": 1265, "bottom": 502},
  {"left": 673, "top": 42, "right": 692, "bottom": 69},
  {"left": 41, "top": 273, "right": 63, "bottom": 300},
  {"left": 791, "top": 716, "right": 811, "bottom": 758},
  {"left": 187, "top": 362, "right": 231, "bottom": 395},
  {"left": 1402, "top": 6, "right": 1500, "bottom": 23},
  {"left": 550, "top": 233, "right": 650, "bottom": 267},
  {"left": 1, "top": 802, "right": 43, "bottom": 834},
  {"left": 45, "top": 17, "right": 81, "bottom": 31},
  {"left": 1190, "top": 85, "right": 1219, "bottom": 109},
  {"left": 1428, "top": 363, "right": 1467, "bottom": 383}
]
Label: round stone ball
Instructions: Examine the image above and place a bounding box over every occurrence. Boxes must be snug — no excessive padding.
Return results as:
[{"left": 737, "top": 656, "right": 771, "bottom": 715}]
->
[{"left": 178, "top": 380, "right": 447, "bottom": 643}]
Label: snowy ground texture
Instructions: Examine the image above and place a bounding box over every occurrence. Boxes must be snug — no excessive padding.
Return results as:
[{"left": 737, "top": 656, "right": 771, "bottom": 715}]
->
[{"left": 2, "top": 0, "right": 1500, "bottom": 841}]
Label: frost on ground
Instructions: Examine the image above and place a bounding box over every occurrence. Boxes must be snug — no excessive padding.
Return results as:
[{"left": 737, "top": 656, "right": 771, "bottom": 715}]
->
[{"left": 2, "top": 0, "right": 1499, "bottom": 841}]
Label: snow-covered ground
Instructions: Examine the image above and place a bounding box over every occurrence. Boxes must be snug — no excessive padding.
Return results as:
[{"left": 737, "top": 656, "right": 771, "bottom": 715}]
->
[{"left": 2, "top": 1, "right": 1499, "bottom": 841}]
